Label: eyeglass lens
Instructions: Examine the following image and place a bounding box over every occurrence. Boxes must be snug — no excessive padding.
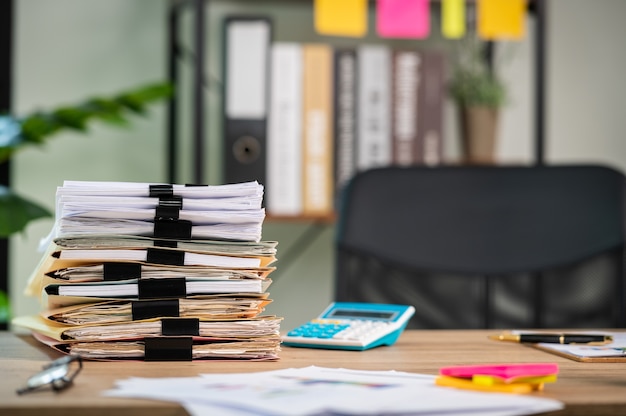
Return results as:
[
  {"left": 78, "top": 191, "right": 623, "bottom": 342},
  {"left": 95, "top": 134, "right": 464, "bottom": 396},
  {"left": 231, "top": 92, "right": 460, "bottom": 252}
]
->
[{"left": 16, "top": 356, "right": 82, "bottom": 395}]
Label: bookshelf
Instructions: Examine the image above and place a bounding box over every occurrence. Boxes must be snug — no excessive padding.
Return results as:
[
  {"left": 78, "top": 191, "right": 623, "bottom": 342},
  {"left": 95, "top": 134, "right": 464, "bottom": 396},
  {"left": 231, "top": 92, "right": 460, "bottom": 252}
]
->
[{"left": 165, "top": 0, "right": 547, "bottom": 204}]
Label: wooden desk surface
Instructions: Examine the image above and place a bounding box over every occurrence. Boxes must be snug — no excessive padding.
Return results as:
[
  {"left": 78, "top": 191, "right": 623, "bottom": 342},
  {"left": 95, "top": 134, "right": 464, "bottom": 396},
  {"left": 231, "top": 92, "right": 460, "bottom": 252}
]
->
[{"left": 2, "top": 330, "right": 626, "bottom": 416}]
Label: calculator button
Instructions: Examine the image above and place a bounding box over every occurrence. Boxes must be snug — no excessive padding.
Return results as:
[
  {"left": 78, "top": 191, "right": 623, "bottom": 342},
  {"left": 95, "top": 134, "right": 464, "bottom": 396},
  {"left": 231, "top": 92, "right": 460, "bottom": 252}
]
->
[{"left": 285, "top": 319, "right": 395, "bottom": 345}]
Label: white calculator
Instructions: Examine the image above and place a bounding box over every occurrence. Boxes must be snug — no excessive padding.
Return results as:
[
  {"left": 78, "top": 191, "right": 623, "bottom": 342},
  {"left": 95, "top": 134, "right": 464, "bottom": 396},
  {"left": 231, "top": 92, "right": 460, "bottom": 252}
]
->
[{"left": 281, "top": 302, "right": 415, "bottom": 351}]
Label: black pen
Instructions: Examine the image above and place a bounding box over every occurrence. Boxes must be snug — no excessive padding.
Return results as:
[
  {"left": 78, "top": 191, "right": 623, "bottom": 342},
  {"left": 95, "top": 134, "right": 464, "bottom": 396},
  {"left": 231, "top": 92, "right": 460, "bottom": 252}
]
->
[{"left": 489, "top": 332, "right": 613, "bottom": 345}]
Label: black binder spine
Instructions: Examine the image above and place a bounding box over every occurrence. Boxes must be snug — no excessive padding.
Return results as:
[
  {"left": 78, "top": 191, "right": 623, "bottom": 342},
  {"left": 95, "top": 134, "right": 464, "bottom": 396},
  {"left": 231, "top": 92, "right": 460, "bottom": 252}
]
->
[{"left": 222, "top": 16, "right": 272, "bottom": 186}]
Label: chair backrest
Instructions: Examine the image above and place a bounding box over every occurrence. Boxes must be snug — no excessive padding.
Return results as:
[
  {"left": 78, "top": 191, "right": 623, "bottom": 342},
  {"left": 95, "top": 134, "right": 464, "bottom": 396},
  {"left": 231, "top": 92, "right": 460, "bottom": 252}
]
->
[{"left": 335, "top": 165, "right": 626, "bottom": 329}]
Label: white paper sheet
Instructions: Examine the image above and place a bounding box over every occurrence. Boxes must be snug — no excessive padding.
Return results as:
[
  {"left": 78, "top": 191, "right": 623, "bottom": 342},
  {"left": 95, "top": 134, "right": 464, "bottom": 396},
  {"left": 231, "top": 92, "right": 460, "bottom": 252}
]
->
[
  {"left": 57, "top": 248, "right": 262, "bottom": 268},
  {"left": 103, "top": 366, "right": 564, "bottom": 416},
  {"left": 534, "top": 331, "right": 626, "bottom": 358},
  {"left": 47, "top": 278, "right": 270, "bottom": 297}
]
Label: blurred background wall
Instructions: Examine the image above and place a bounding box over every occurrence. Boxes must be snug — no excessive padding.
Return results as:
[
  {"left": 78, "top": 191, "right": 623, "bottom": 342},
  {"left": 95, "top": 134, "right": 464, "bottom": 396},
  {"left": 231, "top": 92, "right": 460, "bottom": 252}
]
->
[{"left": 10, "top": 0, "right": 626, "bottom": 331}]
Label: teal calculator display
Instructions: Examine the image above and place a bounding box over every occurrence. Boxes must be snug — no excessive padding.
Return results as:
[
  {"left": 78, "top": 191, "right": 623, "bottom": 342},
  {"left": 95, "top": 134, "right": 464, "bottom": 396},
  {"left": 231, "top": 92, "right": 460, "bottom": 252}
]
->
[{"left": 282, "top": 302, "right": 415, "bottom": 351}]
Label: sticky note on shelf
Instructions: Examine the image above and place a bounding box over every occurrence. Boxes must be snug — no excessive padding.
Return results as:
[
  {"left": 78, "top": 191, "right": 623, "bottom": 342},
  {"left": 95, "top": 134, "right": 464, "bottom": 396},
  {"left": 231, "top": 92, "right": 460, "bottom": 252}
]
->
[
  {"left": 314, "top": 0, "right": 367, "bottom": 38},
  {"left": 478, "top": 0, "right": 527, "bottom": 40},
  {"left": 442, "top": 0, "right": 465, "bottom": 39},
  {"left": 376, "top": 0, "right": 430, "bottom": 39}
]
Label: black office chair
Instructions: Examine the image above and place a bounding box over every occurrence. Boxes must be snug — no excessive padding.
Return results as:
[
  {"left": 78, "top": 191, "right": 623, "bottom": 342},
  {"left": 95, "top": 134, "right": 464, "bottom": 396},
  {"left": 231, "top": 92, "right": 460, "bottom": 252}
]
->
[{"left": 335, "top": 165, "right": 626, "bottom": 329}]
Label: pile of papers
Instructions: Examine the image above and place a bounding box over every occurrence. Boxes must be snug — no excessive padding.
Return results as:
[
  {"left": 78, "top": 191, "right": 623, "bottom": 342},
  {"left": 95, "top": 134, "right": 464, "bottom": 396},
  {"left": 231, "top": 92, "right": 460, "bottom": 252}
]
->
[
  {"left": 104, "top": 366, "right": 565, "bottom": 415},
  {"left": 14, "top": 180, "right": 283, "bottom": 361}
]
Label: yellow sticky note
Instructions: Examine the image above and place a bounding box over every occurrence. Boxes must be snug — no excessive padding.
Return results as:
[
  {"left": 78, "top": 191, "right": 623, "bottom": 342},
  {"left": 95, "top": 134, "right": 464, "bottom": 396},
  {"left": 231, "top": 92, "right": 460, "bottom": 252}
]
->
[
  {"left": 435, "top": 376, "right": 538, "bottom": 394},
  {"left": 478, "top": 0, "right": 526, "bottom": 40},
  {"left": 472, "top": 374, "right": 558, "bottom": 386},
  {"left": 314, "top": 0, "right": 368, "bottom": 38},
  {"left": 442, "top": 0, "right": 465, "bottom": 39}
]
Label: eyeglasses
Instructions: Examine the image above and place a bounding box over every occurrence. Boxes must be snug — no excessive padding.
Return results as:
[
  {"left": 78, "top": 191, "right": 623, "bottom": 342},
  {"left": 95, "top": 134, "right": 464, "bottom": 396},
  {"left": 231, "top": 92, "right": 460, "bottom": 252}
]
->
[{"left": 16, "top": 355, "right": 83, "bottom": 395}]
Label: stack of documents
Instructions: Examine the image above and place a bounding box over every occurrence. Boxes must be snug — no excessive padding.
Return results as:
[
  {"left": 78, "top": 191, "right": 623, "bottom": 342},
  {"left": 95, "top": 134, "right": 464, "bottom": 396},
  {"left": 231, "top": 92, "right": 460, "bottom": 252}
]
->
[
  {"left": 53, "top": 180, "right": 266, "bottom": 241},
  {"left": 14, "top": 180, "right": 283, "bottom": 361}
]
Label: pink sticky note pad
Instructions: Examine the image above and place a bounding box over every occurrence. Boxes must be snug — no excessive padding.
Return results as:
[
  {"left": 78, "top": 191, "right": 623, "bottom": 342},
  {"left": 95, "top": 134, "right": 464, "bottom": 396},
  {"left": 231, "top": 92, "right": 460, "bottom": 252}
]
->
[
  {"left": 440, "top": 363, "right": 559, "bottom": 381},
  {"left": 377, "top": 0, "right": 430, "bottom": 39}
]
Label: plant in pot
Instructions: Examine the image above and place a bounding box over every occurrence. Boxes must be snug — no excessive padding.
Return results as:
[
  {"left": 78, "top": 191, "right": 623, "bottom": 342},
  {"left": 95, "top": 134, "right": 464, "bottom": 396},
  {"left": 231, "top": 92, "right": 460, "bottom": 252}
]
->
[
  {"left": 449, "top": 38, "right": 506, "bottom": 164},
  {"left": 0, "top": 81, "right": 171, "bottom": 324}
]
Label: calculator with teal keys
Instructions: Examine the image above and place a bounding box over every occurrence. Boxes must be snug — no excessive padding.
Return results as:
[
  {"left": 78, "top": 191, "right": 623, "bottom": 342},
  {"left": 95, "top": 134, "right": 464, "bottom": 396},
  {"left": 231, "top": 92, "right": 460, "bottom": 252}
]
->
[{"left": 282, "top": 302, "right": 415, "bottom": 350}]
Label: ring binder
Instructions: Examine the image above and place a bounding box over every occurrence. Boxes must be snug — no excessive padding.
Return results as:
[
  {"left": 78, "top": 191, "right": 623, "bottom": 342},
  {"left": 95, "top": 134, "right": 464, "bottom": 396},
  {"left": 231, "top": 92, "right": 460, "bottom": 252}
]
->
[
  {"left": 223, "top": 16, "right": 272, "bottom": 186},
  {"left": 132, "top": 299, "right": 180, "bottom": 320},
  {"left": 137, "top": 278, "right": 187, "bottom": 299},
  {"left": 144, "top": 337, "right": 193, "bottom": 361},
  {"left": 161, "top": 318, "right": 200, "bottom": 336}
]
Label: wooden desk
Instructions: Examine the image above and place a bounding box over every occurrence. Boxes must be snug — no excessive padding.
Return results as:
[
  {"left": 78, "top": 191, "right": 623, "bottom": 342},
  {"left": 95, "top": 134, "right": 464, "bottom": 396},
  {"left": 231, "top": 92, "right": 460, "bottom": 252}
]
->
[{"left": 2, "top": 330, "right": 626, "bottom": 416}]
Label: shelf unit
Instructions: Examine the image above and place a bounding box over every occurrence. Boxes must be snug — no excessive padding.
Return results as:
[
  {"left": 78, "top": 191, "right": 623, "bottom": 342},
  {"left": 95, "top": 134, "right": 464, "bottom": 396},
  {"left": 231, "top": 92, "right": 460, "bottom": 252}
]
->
[
  {"left": 165, "top": 0, "right": 548, "bottom": 187},
  {"left": 165, "top": 1, "right": 548, "bottom": 279},
  {"left": 0, "top": 1, "right": 549, "bottom": 315}
]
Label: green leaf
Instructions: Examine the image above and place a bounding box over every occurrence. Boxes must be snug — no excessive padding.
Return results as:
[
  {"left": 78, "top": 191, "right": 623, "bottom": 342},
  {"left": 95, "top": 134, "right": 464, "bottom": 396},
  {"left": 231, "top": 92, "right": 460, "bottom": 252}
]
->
[
  {"left": 0, "top": 82, "right": 172, "bottom": 237},
  {"left": 115, "top": 83, "right": 173, "bottom": 115},
  {"left": 52, "top": 107, "right": 90, "bottom": 131},
  {"left": 0, "top": 290, "right": 9, "bottom": 324},
  {"left": 0, "top": 148, "right": 12, "bottom": 163},
  {"left": 116, "top": 95, "right": 147, "bottom": 114},
  {"left": 0, "top": 185, "right": 52, "bottom": 237},
  {"left": 449, "top": 69, "right": 506, "bottom": 108},
  {"left": 21, "top": 113, "right": 62, "bottom": 144},
  {"left": 448, "top": 38, "right": 507, "bottom": 108},
  {"left": 83, "top": 98, "right": 128, "bottom": 126},
  {"left": 12, "top": 81, "right": 172, "bottom": 152}
]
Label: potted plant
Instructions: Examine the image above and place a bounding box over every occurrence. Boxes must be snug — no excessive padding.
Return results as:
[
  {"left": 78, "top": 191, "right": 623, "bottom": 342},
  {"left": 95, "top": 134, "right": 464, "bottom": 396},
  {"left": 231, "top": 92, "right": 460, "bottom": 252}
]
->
[
  {"left": 0, "top": 81, "right": 171, "bottom": 324},
  {"left": 449, "top": 38, "right": 506, "bottom": 164}
]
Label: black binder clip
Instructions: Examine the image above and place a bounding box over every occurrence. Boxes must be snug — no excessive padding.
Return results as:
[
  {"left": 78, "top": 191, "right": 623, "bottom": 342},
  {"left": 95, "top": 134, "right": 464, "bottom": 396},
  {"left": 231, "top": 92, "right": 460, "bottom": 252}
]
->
[
  {"left": 146, "top": 247, "right": 185, "bottom": 266},
  {"left": 149, "top": 184, "right": 174, "bottom": 197},
  {"left": 144, "top": 337, "right": 193, "bottom": 361},
  {"left": 155, "top": 196, "right": 183, "bottom": 219},
  {"left": 103, "top": 262, "right": 142, "bottom": 281},
  {"left": 137, "top": 278, "right": 187, "bottom": 299},
  {"left": 154, "top": 239, "right": 179, "bottom": 249},
  {"left": 161, "top": 318, "right": 200, "bottom": 336},
  {"left": 153, "top": 218, "right": 192, "bottom": 240},
  {"left": 131, "top": 299, "right": 180, "bottom": 320}
]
